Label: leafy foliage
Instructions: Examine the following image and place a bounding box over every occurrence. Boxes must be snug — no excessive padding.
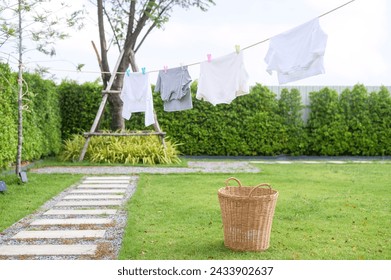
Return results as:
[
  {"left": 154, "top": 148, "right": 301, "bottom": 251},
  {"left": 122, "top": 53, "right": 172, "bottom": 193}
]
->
[
  {"left": 58, "top": 80, "right": 111, "bottom": 140},
  {"left": 60, "top": 132, "right": 181, "bottom": 165},
  {"left": 0, "top": 63, "right": 62, "bottom": 169},
  {"left": 307, "top": 88, "right": 350, "bottom": 155},
  {"left": 67, "top": 81, "right": 390, "bottom": 157},
  {"left": 0, "top": 63, "right": 17, "bottom": 169},
  {"left": 278, "top": 88, "right": 307, "bottom": 155}
]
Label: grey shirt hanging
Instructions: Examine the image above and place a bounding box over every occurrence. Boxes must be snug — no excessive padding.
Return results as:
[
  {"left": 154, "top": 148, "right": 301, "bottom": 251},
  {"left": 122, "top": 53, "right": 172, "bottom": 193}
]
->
[{"left": 155, "top": 66, "right": 193, "bottom": 112}]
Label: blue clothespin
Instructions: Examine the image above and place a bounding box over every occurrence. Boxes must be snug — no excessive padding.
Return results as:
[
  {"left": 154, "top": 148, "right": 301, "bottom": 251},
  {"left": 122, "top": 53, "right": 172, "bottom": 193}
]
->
[
  {"left": 141, "top": 67, "right": 146, "bottom": 75},
  {"left": 126, "top": 68, "right": 131, "bottom": 76}
]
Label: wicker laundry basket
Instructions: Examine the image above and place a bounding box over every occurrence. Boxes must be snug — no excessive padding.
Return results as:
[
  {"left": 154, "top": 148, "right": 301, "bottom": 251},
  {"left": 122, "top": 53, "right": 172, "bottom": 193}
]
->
[{"left": 218, "top": 177, "right": 279, "bottom": 252}]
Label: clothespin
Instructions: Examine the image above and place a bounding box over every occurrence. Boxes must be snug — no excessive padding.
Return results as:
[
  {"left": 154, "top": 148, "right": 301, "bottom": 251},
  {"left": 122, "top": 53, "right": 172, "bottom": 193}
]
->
[
  {"left": 164, "top": 65, "right": 168, "bottom": 73},
  {"left": 180, "top": 62, "right": 184, "bottom": 70},
  {"left": 126, "top": 68, "right": 131, "bottom": 76},
  {"left": 141, "top": 67, "right": 146, "bottom": 75},
  {"left": 235, "top": 45, "right": 241, "bottom": 54},
  {"left": 207, "top": 54, "right": 212, "bottom": 62}
]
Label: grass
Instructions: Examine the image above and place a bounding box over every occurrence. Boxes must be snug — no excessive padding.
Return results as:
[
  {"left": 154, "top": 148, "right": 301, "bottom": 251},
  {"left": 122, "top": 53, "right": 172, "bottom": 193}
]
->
[
  {"left": 0, "top": 173, "right": 83, "bottom": 232},
  {"left": 118, "top": 163, "right": 391, "bottom": 260},
  {"left": 1, "top": 161, "right": 390, "bottom": 260}
]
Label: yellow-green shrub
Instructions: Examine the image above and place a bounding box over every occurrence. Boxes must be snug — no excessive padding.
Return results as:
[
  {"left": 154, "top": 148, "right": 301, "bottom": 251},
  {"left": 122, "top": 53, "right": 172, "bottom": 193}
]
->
[{"left": 60, "top": 132, "right": 181, "bottom": 165}]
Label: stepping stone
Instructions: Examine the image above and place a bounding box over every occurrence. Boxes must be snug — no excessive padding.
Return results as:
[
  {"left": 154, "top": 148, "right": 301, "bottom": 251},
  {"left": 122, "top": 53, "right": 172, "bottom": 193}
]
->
[
  {"left": 55, "top": 200, "right": 122, "bottom": 207},
  {"left": 82, "top": 180, "right": 130, "bottom": 184},
  {"left": 63, "top": 195, "right": 123, "bottom": 200},
  {"left": 70, "top": 189, "right": 126, "bottom": 194},
  {"left": 12, "top": 230, "right": 106, "bottom": 239},
  {"left": 44, "top": 209, "right": 117, "bottom": 215},
  {"left": 0, "top": 244, "right": 96, "bottom": 256},
  {"left": 85, "top": 176, "right": 132, "bottom": 180},
  {"left": 31, "top": 218, "right": 112, "bottom": 226},
  {"left": 77, "top": 184, "right": 128, "bottom": 189}
]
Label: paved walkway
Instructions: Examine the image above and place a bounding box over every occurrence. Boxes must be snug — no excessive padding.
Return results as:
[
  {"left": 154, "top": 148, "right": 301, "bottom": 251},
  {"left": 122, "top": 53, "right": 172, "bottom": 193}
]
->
[{"left": 0, "top": 176, "right": 136, "bottom": 260}]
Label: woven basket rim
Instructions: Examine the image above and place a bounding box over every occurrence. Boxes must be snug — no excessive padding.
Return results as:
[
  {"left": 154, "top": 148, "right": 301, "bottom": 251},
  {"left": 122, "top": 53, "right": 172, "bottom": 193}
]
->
[{"left": 218, "top": 186, "right": 278, "bottom": 199}]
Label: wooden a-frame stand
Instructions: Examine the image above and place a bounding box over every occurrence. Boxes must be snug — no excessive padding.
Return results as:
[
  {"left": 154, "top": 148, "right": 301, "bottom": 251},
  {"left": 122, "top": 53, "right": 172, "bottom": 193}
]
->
[{"left": 78, "top": 49, "right": 166, "bottom": 161}]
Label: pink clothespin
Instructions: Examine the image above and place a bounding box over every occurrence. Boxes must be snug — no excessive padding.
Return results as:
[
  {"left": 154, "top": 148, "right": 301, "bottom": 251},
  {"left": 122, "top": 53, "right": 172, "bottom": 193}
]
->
[
  {"left": 207, "top": 54, "right": 212, "bottom": 62},
  {"left": 164, "top": 65, "right": 168, "bottom": 73},
  {"left": 141, "top": 67, "right": 146, "bottom": 75}
]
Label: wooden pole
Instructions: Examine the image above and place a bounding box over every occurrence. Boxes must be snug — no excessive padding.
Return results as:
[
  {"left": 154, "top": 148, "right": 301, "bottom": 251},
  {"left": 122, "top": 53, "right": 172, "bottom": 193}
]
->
[{"left": 79, "top": 49, "right": 125, "bottom": 161}]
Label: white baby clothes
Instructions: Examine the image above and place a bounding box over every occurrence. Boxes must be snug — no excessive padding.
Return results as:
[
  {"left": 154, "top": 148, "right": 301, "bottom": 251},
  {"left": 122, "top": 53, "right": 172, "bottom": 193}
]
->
[
  {"left": 155, "top": 66, "right": 193, "bottom": 112},
  {"left": 120, "top": 72, "right": 155, "bottom": 127},
  {"left": 264, "top": 18, "right": 328, "bottom": 84},
  {"left": 196, "top": 51, "right": 249, "bottom": 105}
]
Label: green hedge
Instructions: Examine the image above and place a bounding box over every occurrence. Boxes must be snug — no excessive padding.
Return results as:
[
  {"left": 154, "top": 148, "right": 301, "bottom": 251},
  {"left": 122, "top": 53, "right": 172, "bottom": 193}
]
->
[
  {"left": 58, "top": 80, "right": 111, "bottom": 140},
  {"left": 125, "top": 83, "right": 391, "bottom": 156},
  {"left": 0, "top": 64, "right": 62, "bottom": 169},
  {"left": 0, "top": 64, "right": 18, "bottom": 169},
  {"left": 307, "top": 85, "right": 391, "bottom": 156},
  {"left": 2, "top": 63, "right": 390, "bottom": 168}
]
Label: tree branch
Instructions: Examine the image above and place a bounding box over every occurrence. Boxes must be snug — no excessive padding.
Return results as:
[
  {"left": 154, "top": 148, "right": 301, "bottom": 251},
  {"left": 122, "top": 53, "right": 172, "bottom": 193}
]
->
[
  {"left": 134, "top": 1, "right": 174, "bottom": 52},
  {"left": 97, "top": 0, "right": 111, "bottom": 86},
  {"left": 102, "top": 4, "right": 122, "bottom": 52},
  {"left": 131, "top": 0, "right": 156, "bottom": 48}
]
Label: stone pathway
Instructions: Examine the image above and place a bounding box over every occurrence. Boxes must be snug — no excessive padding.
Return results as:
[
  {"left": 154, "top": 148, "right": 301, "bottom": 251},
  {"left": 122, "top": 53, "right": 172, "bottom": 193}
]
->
[{"left": 0, "top": 176, "right": 136, "bottom": 260}]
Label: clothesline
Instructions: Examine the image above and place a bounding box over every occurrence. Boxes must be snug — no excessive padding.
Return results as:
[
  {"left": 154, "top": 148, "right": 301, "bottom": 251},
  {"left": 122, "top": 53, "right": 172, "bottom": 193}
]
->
[{"left": 49, "top": 0, "right": 356, "bottom": 76}]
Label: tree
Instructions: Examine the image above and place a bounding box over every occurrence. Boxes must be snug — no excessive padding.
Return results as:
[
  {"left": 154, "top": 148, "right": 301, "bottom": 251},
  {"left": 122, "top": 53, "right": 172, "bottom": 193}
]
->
[
  {"left": 95, "top": 0, "right": 215, "bottom": 130},
  {"left": 0, "top": 0, "right": 84, "bottom": 175}
]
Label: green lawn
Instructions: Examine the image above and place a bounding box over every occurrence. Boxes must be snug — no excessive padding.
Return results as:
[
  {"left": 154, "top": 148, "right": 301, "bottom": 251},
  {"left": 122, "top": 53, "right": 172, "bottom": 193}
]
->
[
  {"left": 0, "top": 173, "right": 83, "bottom": 232},
  {"left": 119, "top": 163, "right": 391, "bottom": 260},
  {"left": 1, "top": 163, "right": 390, "bottom": 260}
]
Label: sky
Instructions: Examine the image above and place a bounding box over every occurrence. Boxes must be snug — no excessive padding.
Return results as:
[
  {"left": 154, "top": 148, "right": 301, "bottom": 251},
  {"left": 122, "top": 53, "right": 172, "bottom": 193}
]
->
[{"left": 3, "top": 0, "right": 391, "bottom": 87}]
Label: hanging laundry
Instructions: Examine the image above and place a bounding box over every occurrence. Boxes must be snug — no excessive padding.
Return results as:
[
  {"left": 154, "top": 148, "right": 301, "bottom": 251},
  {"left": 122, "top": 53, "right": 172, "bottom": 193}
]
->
[
  {"left": 264, "top": 18, "right": 328, "bottom": 84},
  {"left": 196, "top": 51, "right": 249, "bottom": 105},
  {"left": 155, "top": 66, "right": 193, "bottom": 112},
  {"left": 120, "top": 72, "right": 155, "bottom": 127}
]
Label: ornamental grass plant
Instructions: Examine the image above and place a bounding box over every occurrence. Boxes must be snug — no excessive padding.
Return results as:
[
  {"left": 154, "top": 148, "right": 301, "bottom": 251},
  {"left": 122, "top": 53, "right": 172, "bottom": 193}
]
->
[{"left": 59, "top": 132, "right": 181, "bottom": 165}]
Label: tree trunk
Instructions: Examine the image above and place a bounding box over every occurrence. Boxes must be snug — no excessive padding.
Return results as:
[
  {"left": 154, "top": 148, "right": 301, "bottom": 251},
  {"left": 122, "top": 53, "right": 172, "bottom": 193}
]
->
[
  {"left": 107, "top": 52, "right": 136, "bottom": 131},
  {"left": 97, "top": 0, "right": 141, "bottom": 131},
  {"left": 16, "top": 0, "right": 23, "bottom": 175}
]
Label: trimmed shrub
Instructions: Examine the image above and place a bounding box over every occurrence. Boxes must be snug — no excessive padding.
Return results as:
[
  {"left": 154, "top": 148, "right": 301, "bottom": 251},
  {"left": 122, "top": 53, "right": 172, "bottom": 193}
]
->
[
  {"left": 58, "top": 80, "right": 110, "bottom": 140},
  {"left": 307, "top": 88, "right": 350, "bottom": 155},
  {"left": 340, "top": 85, "right": 373, "bottom": 155},
  {"left": 367, "top": 86, "right": 391, "bottom": 155},
  {"left": 0, "top": 64, "right": 62, "bottom": 169},
  {"left": 22, "top": 73, "right": 62, "bottom": 158},
  {"left": 0, "top": 64, "right": 18, "bottom": 169},
  {"left": 278, "top": 88, "right": 308, "bottom": 155}
]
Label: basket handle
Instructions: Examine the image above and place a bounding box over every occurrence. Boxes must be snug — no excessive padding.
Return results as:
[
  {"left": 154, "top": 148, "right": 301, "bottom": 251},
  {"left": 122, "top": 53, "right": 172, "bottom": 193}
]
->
[
  {"left": 248, "top": 183, "right": 272, "bottom": 197},
  {"left": 224, "top": 177, "right": 242, "bottom": 188}
]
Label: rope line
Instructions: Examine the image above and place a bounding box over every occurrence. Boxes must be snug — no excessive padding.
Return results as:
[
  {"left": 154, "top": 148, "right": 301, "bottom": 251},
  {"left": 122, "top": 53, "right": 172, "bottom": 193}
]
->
[{"left": 44, "top": 0, "right": 357, "bottom": 76}]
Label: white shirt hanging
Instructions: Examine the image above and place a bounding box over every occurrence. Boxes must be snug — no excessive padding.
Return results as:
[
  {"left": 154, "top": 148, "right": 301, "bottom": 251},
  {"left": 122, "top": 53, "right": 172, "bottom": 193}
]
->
[
  {"left": 120, "top": 72, "right": 155, "bottom": 127},
  {"left": 264, "top": 18, "right": 328, "bottom": 84},
  {"left": 196, "top": 51, "right": 249, "bottom": 105}
]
